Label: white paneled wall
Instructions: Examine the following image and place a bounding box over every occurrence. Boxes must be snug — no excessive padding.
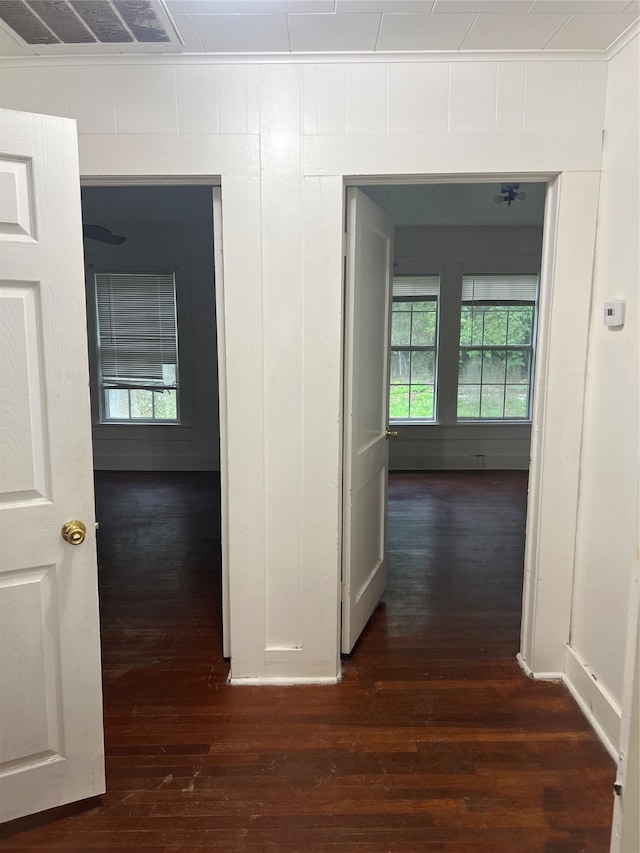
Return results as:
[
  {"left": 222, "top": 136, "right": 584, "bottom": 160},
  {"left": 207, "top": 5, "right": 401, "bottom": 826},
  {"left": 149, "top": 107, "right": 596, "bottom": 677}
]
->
[
  {"left": 0, "top": 58, "right": 607, "bottom": 137},
  {"left": 571, "top": 35, "right": 639, "bottom": 759},
  {"left": 114, "top": 66, "right": 179, "bottom": 134},
  {"left": 0, "top": 55, "right": 608, "bottom": 689},
  {"left": 260, "top": 64, "right": 304, "bottom": 655},
  {"left": 387, "top": 63, "right": 449, "bottom": 133},
  {"left": 524, "top": 61, "right": 582, "bottom": 131},
  {"left": 449, "top": 62, "right": 497, "bottom": 132},
  {"left": 176, "top": 65, "right": 220, "bottom": 134}
]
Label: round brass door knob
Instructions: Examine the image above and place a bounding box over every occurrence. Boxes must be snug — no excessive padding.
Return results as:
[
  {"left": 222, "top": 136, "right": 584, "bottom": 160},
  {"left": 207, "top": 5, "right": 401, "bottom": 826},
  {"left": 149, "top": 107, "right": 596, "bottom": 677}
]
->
[{"left": 61, "top": 520, "right": 86, "bottom": 546}]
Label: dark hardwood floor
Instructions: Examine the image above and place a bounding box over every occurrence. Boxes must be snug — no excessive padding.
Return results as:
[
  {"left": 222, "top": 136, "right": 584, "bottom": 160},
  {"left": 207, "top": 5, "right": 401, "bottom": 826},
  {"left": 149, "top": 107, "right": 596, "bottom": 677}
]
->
[{"left": 1, "top": 471, "right": 615, "bottom": 852}]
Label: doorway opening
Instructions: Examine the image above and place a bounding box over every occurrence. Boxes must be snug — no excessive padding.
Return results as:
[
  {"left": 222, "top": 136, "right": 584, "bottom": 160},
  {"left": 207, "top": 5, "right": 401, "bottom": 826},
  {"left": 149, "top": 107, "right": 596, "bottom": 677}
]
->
[
  {"left": 80, "top": 184, "right": 230, "bottom": 675},
  {"left": 341, "top": 179, "right": 548, "bottom": 661}
]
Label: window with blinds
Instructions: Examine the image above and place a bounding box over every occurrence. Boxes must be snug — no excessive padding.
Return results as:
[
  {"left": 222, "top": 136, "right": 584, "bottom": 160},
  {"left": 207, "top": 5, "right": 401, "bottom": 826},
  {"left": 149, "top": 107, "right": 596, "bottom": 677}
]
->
[
  {"left": 389, "top": 276, "right": 439, "bottom": 421},
  {"left": 458, "top": 275, "right": 538, "bottom": 420},
  {"left": 461, "top": 274, "right": 538, "bottom": 303},
  {"left": 95, "top": 272, "right": 179, "bottom": 422}
]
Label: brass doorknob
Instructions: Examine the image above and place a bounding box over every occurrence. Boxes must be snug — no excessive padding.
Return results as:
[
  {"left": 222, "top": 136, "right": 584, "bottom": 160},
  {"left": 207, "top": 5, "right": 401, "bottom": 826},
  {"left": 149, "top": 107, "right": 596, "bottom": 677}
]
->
[
  {"left": 385, "top": 429, "right": 399, "bottom": 439},
  {"left": 61, "top": 520, "right": 86, "bottom": 546}
]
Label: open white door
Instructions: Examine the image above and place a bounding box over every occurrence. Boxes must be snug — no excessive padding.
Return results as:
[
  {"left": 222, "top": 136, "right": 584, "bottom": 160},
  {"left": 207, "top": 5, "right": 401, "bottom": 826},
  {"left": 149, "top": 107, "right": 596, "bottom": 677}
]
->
[
  {"left": 342, "top": 188, "right": 394, "bottom": 654},
  {"left": 0, "top": 109, "right": 105, "bottom": 822}
]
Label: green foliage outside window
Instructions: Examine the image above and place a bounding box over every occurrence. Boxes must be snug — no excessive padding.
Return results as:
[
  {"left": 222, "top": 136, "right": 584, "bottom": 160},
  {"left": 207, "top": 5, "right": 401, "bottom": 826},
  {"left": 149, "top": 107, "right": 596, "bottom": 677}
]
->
[
  {"left": 389, "top": 299, "right": 437, "bottom": 420},
  {"left": 457, "top": 304, "right": 534, "bottom": 419}
]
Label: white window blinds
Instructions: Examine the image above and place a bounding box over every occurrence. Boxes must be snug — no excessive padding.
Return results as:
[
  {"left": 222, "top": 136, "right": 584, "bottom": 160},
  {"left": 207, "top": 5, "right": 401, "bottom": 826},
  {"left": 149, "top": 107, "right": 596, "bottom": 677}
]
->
[
  {"left": 95, "top": 272, "right": 178, "bottom": 390},
  {"left": 393, "top": 276, "right": 439, "bottom": 299},
  {"left": 461, "top": 275, "right": 538, "bottom": 303}
]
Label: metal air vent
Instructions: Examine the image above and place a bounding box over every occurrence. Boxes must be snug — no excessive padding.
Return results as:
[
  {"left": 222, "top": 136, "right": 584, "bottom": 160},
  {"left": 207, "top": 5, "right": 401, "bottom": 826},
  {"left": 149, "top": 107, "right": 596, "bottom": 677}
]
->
[{"left": 0, "top": 0, "right": 182, "bottom": 48}]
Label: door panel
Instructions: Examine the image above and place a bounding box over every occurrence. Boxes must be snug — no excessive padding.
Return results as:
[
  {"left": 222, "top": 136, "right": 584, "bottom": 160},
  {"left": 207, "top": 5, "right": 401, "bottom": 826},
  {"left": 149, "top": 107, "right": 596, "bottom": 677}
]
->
[
  {"left": 342, "top": 188, "right": 394, "bottom": 654},
  {"left": 0, "top": 109, "right": 105, "bottom": 823}
]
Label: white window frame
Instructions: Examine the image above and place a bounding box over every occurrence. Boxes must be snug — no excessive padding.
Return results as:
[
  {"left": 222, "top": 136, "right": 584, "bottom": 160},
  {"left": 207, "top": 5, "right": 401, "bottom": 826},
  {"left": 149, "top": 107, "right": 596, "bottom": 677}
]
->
[
  {"left": 457, "top": 275, "right": 539, "bottom": 423},
  {"left": 95, "top": 271, "right": 181, "bottom": 425},
  {"left": 85, "top": 257, "right": 195, "bottom": 435},
  {"left": 389, "top": 276, "right": 440, "bottom": 423}
]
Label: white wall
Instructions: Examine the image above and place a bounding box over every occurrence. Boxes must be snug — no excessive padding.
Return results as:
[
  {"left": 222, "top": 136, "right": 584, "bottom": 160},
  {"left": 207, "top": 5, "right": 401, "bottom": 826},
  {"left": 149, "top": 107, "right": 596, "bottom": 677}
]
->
[
  {"left": 0, "top": 54, "right": 608, "bottom": 686},
  {"left": 82, "top": 186, "right": 219, "bottom": 471},
  {"left": 390, "top": 224, "right": 542, "bottom": 471},
  {"left": 568, "top": 34, "right": 640, "bottom": 761}
]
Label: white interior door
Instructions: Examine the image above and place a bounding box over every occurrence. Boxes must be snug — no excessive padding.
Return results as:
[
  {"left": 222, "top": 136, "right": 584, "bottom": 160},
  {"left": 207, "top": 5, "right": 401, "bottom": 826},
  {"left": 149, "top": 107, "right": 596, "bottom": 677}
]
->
[
  {"left": 0, "top": 109, "right": 105, "bottom": 823},
  {"left": 342, "top": 188, "right": 394, "bottom": 654}
]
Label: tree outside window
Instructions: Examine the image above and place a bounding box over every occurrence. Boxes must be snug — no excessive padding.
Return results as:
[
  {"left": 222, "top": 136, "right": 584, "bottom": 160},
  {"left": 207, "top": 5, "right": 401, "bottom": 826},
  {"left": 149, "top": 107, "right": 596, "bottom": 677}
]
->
[
  {"left": 389, "top": 277, "right": 439, "bottom": 421},
  {"left": 457, "top": 276, "right": 538, "bottom": 420}
]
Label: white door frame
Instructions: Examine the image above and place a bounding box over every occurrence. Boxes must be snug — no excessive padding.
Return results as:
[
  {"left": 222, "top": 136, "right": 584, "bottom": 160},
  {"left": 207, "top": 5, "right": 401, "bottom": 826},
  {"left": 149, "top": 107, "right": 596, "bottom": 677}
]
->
[
  {"left": 79, "top": 175, "right": 231, "bottom": 660},
  {"left": 342, "top": 169, "right": 601, "bottom": 680}
]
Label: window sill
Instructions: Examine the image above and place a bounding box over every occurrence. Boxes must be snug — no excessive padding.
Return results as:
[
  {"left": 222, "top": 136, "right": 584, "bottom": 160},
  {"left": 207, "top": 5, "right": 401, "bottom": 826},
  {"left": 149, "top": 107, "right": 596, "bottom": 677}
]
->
[
  {"left": 455, "top": 419, "right": 532, "bottom": 425},
  {"left": 390, "top": 420, "right": 532, "bottom": 426},
  {"left": 98, "top": 420, "right": 181, "bottom": 426},
  {"left": 93, "top": 422, "right": 195, "bottom": 442}
]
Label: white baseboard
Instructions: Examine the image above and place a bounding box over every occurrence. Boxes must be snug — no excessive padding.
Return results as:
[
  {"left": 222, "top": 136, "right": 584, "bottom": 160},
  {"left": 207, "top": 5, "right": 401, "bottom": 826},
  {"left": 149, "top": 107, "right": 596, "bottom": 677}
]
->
[
  {"left": 389, "top": 455, "right": 530, "bottom": 471},
  {"left": 228, "top": 648, "right": 341, "bottom": 685},
  {"left": 516, "top": 653, "right": 562, "bottom": 681},
  {"left": 517, "top": 650, "right": 621, "bottom": 762},
  {"left": 229, "top": 676, "right": 340, "bottom": 686},
  {"left": 94, "top": 455, "right": 219, "bottom": 471},
  {"left": 563, "top": 645, "right": 621, "bottom": 762}
]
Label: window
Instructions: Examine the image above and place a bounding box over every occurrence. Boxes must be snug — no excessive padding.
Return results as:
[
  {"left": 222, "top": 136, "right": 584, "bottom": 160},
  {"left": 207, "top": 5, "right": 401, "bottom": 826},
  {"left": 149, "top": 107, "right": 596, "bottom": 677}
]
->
[
  {"left": 389, "top": 276, "right": 439, "bottom": 420},
  {"left": 95, "top": 272, "right": 179, "bottom": 423},
  {"left": 457, "top": 275, "right": 538, "bottom": 420}
]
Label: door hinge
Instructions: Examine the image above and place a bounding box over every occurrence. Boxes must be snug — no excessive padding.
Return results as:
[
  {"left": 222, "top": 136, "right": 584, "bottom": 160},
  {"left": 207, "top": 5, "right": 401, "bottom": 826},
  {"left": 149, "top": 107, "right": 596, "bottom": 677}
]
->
[{"left": 342, "top": 232, "right": 348, "bottom": 257}]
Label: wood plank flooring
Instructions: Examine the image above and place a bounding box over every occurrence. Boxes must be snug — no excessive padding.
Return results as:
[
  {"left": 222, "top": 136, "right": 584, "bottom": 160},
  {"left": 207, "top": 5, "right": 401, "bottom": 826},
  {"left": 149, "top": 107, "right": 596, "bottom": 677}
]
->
[{"left": 1, "top": 471, "right": 615, "bottom": 852}]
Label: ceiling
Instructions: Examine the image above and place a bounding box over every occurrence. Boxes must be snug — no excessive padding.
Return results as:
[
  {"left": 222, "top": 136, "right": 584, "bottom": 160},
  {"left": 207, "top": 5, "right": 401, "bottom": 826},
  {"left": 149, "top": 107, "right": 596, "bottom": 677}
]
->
[
  {"left": 361, "top": 182, "right": 547, "bottom": 226},
  {"left": 80, "top": 182, "right": 546, "bottom": 230},
  {"left": 0, "top": 0, "right": 638, "bottom": 57},
  {"left": 81, "top": 185, "right": 213, "bottom": 229}
]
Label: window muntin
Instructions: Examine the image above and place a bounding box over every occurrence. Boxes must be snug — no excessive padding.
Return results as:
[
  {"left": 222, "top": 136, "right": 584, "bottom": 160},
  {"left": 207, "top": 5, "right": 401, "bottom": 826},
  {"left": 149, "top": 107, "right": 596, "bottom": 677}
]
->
[
  {"left": 95, "top": 272, "right": 179, "bottom": 423},
  {"left": 457, "top": 275, "right": 537, "bottom": 421},
  {"left": 389, "top": 276, "right": 439, "bottom": 421}
]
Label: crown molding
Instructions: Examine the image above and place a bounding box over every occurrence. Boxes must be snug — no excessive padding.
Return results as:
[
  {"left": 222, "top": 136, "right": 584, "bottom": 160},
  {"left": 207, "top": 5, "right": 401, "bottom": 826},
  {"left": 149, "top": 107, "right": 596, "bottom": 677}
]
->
[
  {"left": 81, "top": 176, "right": 221, "bottom": 186},
  {"left": 605, "top": 19, "right": 639, "bottom": 59},
  {"left": 0, "top": 48, "right": 611, "bottom": 68}
]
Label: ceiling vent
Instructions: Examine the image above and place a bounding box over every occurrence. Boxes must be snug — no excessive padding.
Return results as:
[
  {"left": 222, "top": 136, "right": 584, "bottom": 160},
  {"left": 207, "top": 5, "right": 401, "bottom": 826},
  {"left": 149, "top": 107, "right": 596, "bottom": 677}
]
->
[{"left": 0, "top": 0, "right": 182, "bottom": 50}]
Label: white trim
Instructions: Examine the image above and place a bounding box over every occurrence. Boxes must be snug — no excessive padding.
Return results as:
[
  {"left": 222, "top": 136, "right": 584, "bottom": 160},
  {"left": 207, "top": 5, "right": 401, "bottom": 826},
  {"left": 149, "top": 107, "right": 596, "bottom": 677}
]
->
[
  {"left": 229, "top": 676, "right": 340, "bottom": 686},
  {"left": 346, "top": 173, "right": 557, "bottom": 188},
  {"left": 0, "top": 50, "right": 611, "bottom": 69},
  {"left": 81, "top": 177, "right": 229, "bottom": 659},
  {"left": 519, "top": 174, "right": 558, "bottom": 669},
  {"left": 564, "top": 645, "right": 621, "bottom": 760},
  {"left": 528, "top": 172, "right": 602, "bottom": 675},
  {"left": 213, "top": 186, "right": 230, "bottom": 661},
  {"left": 81, "top": 176, "right": 221, "bottom": 187},
  {"left": 611, "top": 604, "right": 640, "bottom": 852},
  {"left": 516, "top": 653, "right": 562, "bottom": 682},
  {"left": 307, "top": 135, "right": 603, "bottom": 178},
  {"left": 605, "top": 20, "right": 639, "bottom": 60},
  {"left": 563, "top": 668, "right": 619, "bottom": 763},
  {"left": 516, "top": 650, "right": 620, "bottom": 763}
]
